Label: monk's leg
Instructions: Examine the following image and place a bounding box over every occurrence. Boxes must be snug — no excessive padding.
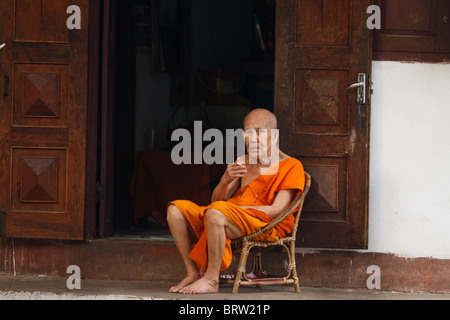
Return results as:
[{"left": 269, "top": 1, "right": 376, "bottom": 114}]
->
[
  {"left": 180, "top": 208, "right": 241, "bottom": 294},
  {"left": 167, "top": 204, "right": 200, "bottom": 293}
]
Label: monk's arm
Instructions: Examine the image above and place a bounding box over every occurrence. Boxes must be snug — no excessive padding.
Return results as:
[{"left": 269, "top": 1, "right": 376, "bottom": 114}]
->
[
  {"left": 211, "top": 162, "right": 246, "bottom": 202},
  {"left": 211, "top": 177, "right": 240, "bottom": 202},
  {"left": 240, "top": 189, "right": 297, "bottom": 219}
]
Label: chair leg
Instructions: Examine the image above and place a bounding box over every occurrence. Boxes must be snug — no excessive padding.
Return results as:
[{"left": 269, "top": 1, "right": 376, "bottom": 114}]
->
[
  {"left": 292, "top": 267, "right": 301, "bottom": 293},
  {"left": 233, "top": 244, "right": 251, "bottom": 294},
  {"left": 290, "top": 242, "right": 301, "bottom": 293},
  {"left": 252, "top": 250, "right": 264, "bottom": 278}
]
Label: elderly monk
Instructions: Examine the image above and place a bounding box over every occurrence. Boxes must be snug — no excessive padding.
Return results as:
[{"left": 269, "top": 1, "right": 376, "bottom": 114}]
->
[{"left": 167, "top": 109, "right": 305, "bottom": 294}]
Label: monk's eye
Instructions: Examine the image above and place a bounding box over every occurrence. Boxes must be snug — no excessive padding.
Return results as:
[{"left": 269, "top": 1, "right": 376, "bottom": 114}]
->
[
  {"left": 244, "top": 129, "right": 256, "bottom": 136},
  {"left": 258, "top": 129, "right": 268, "bottom": 135}
]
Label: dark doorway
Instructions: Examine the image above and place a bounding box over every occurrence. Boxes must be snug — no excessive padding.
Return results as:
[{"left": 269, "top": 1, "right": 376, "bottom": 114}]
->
[{"left": 99, "top": 0, "right": 276, "bottom": 239}]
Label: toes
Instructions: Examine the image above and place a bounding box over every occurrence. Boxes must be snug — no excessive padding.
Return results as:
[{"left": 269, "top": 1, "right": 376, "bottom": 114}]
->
[{"left": 169, "top": 286, "right": 179, "bottom": 293}]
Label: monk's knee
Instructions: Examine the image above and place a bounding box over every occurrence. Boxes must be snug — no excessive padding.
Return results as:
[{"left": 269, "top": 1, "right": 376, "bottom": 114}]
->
[
  {"left": 205, "top": 208, "right": 242, "bottom": 239},
  {"left": 167, "top": 204, "right": 183, "bottom": 226},
  {"left": 204, "top": 209, "right": 226, "bottom": 227}
]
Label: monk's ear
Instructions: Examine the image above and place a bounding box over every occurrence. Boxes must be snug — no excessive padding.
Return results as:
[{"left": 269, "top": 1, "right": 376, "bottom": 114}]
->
[{"left": 271, "top": 129, "right": 280, "bottom": 144}]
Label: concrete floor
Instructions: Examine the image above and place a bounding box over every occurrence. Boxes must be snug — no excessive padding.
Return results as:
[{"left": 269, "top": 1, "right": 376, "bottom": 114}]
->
[{"left": 0, "top": 275, "right": 449, "bottom": 300}]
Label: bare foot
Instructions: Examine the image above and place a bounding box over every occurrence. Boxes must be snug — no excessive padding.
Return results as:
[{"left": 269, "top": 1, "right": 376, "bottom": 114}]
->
[
  {"left": 179, "top": 277, "right": 219, "bottom": 294},
  {"left": 169, "top": 274, "right": 200, "bottom": 293}
]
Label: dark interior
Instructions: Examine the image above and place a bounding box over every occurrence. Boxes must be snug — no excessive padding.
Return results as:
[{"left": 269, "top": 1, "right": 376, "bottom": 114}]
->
[{"left": 106, "top": 0, "right": 276, "bottom": 238}]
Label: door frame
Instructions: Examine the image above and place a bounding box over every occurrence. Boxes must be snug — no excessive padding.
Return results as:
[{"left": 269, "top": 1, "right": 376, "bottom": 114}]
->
[
  {"left": 85, "top": 0, "right": 116, "bottom": 239},
  {"left": 85, "top": 0, "right": 136, "bottom": 239},
  {"left": 84, "top": 0, "right": 102, "bottom": 239}
]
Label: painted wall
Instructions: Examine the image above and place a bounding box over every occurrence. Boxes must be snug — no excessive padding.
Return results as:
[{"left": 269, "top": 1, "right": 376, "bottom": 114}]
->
[{"left": 369, "top": 61, "right": 450, "bottom": 259}]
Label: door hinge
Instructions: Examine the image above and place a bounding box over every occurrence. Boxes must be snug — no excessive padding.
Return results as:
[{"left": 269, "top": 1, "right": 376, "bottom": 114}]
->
[
  {"left": 96, "top": 183, "right": 105, "bottom": 202},
  {"left": 368, "top": 73, "right": 373, "bottom": 105}
]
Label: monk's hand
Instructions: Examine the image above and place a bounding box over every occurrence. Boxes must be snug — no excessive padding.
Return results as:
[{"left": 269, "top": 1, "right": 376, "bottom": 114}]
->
[{"left": 221, "top": 161, "right": 247, "bottom": 185}]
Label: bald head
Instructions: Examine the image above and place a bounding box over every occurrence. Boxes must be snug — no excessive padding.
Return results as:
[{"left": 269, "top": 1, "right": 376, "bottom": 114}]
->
[
  {"left": 243, "top": 109, "right": 282, "bottom": 164},
  {"left": 244, "top": 109, "right": 278, "bottom": 130}
]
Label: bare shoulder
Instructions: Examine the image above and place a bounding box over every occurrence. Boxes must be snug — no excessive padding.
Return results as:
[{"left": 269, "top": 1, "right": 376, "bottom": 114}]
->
[{"left": 279, "top": 151, "right": 292, "bottom": 161}]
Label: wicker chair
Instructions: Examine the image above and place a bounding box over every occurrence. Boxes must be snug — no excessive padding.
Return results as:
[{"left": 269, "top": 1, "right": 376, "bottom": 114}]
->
[{"left": 220, "top": 172, "right": 311, "bottom": 294}]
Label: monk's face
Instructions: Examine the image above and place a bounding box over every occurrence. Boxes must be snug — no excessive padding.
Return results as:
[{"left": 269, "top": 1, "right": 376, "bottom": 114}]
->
[{"left": 243, "top": 110, "right": 279, "bottom": 162}]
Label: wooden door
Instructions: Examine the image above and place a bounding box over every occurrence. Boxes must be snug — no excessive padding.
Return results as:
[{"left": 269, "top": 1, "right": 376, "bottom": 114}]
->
[
  {"left": 0, "top": 0, "right": 89, "bottom": 240},
  {"left": 275, "top": 0, "right": 372, "bottom": 248}
]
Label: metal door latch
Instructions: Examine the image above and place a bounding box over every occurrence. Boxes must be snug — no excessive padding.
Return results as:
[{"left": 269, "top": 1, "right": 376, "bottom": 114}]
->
[
  {"left": 347, "top": 73, "right": 367, "bottom": 130},
  {"left": 347, "top": 73, "right": 366, "bottom": 105}
]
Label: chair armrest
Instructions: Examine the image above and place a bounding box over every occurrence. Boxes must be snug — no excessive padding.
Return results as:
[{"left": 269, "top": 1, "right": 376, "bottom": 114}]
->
[{"left": 240, "top": 172, "right": 311, "bottom": 242}]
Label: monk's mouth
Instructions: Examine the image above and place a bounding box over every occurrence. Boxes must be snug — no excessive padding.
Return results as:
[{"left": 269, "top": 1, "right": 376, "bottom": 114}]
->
[{"left": 249, "top": 145, "right": 266, "bottom": 152}]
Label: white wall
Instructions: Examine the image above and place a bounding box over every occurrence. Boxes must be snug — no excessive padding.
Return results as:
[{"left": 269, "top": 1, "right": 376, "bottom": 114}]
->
[{"left": 369, "top": 61, "right": 450, "bottom": 259}]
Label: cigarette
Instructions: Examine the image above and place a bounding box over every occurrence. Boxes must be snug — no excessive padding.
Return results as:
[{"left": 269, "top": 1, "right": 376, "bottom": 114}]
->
[{"left": 0, "top": 43, "right": 6, "bottom": 50}]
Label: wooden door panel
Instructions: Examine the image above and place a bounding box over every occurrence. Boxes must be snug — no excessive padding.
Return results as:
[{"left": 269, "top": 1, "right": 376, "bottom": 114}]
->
[
  {"left": 0, "top": 0, "right": 89, "bottom": 240},
  {"left": 300, "top": 156, "right": 347, "bottom": 221},
  {"left": 374, "top": 0, "right": 450, "bottom": 55},
  {"left": 14, "top": 0, "right": 70, "bottom": 43},
  {"left": 295, "top": 69, "right": 349, "bottom": 135},
  {"left": 11, "top": 148, "right": 67, "bottom": 212},
  {"left": 382, "top": 0, "right": 436, "bottom": 33},
  {"left": 13, "top": 63, "right": 69, "bottom": 127},
  {"left": 276, "top": 0, "right": 372, "bottom": 249},
  {"left": 296, "top": 0, "right": 352, "bottom": 47}
]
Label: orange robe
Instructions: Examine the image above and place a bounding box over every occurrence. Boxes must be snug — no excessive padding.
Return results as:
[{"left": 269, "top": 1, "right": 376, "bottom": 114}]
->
[{"left": 168, "top": 157, "right": 305, "bottom": 271}]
